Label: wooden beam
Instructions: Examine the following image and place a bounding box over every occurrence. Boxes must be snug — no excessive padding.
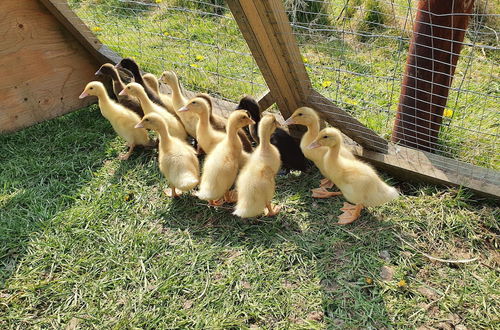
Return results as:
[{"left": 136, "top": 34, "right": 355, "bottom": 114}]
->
[
  {"left": 308, "top": 90, "right": 388, "bottom": 153},
  {"left": 256, "top": 90, "right": 275, "bottom": 112},
  {"left": 348, "top": 143, "right": 499, "bottom": 199},
  {"left": 227, "top": 0, "right": 312, "bottom": 119},
  {"left": 227, "top": 0, "right": 386, "bottom": 152}
]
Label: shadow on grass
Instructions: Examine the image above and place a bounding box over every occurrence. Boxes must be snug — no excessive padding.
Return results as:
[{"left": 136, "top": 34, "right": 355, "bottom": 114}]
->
[
  {"left": 158, "top": 170, "right": 401, "bottom": 327},
  {"left": 0, "top": 106, "right": 117, "bottom": 287}
]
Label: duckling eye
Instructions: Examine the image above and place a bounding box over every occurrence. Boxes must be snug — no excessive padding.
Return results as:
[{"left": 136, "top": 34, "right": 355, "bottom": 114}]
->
[
  {"left": 89, "top": 87, "right": 93, "bottom": 90},
  {"left": 298, "top": 113, "right": 303, "bottom": 116},
  {"left": 192, "top": 101, "right": 197, "bottom": 105},
  {"left": 145, "top": 118, "right": 149, "bottom": 121},
  {"left": 323, "top": 135, "right": 328, "bottom": 139}
]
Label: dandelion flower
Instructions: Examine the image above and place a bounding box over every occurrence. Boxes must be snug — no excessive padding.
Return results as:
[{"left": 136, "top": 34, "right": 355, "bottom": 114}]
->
[
  {"left": 322, "top": 80, "right": 332, "bottom": 88},
  {"left": 443, "top": 108, "right": 454, "bottom": 118},
  {"left": 365, "top": 277, "right": 373, "bottom": 284},
  {"left": 303, "top": 57, "right": 309, "bottom": 63},
  {"left": 163, "top": 32, "right": 170, "bottom": 37},
  {"left": 396, "top": 279, "right": 407, "bottom": 288},
  {"left": 190, "top": 63, "right": 199, "bottom": 68},
  {"left": 195, "top": 55, "right": 205, "bottom": 61},
  {"left": 92, "top": 26, "right": 102, "bottom": 32},
  {"left": 155, "top": 0, "right": 162, "bottom": 3}
]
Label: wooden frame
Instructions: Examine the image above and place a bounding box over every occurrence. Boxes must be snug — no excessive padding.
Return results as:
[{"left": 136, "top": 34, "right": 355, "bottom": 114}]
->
[{"left": 2, "top": 0, "right": 497, "bottom": 198}]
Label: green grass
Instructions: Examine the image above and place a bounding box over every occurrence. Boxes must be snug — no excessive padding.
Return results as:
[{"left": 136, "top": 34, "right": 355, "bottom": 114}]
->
[
  {"left": 1, "top": 1, "right": 498, "bottom": 328},
  {"left": 0, "top": 105, "right": 498, "bottom": 328}
]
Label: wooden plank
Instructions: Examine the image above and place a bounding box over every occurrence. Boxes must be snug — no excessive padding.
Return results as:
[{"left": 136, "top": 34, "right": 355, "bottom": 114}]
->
[
  {"left": 348, "top": 143, "right": 499, "bottom": 199},
  {"left": 227, "top": 0, "right": 385, "bottom": 151},
  {"left": 226, "top": 1, "right": 288, "bottom": 115},
  {"left": 256, "top": 90, "right": 275, "bottom": 112},
  {"left": 0, "top": 0, "right": 100, "bottom": 133},
  {"left": 39, "top": 0, "right": 106, "bottom": 63},
  {"left": 228, "top": 0, "right": 299, "bottom": 118},
  {"left": 308, "top": 90, "right": 388, "bottom": 153},
  {"left": 264, "top": 0, "right": 312, "bottom": 98}
]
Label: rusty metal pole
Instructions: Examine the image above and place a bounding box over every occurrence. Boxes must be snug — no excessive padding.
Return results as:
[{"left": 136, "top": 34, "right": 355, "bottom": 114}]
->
[{"left": 392, "top": 0, "right": 475, "bottom": 152}]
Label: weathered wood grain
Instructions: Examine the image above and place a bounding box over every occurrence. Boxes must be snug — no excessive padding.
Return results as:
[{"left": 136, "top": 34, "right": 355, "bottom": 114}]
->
[{"left": 0, "top": 0, "right": 100, "bottom": 133}]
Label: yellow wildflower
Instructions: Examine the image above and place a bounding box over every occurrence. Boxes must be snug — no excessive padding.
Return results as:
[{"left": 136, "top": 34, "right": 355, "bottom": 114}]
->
[
  {"left": 365, "top": 277, "right": 373, "bottom": 284},
  {"left": 155, "top": 0, "right": 162, "bottom": 3},
  {"left": 190, "top": 63, "right": 199, "bottom": 68},
  {"left": 163, "top": 31, "right": 170, "bottom": 37},
  {"left": 322, "top": 80, "right": 332, "bottom": 88},
  {"left": 396, "top": 279, "right": 407, "bottom": 288},
  {"left": 195, "top": 55, "right": 205, "bottom": 61},
  {"left": 92, "top": 26, "right": 102, "bottom": 32},
  {"left": 303, "top": 57, "right": 309, "bottom": 63},
  {"left": 443, "top": 108, "right": 454, "bottom": 118}
]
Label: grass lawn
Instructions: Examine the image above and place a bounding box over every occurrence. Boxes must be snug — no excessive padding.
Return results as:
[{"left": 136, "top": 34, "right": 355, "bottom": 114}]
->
[
  {"left": 1, "top": 0, "right": 498, "bottom": 328},
  {"left": 0, "top": 105, "right": 498, "bottom": 328}
]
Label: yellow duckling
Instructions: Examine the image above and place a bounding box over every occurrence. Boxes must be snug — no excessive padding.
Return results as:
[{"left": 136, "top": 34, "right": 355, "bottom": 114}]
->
[
  {"left": 177, "top": 95, "right": 225, "bottom": 153},
  {"left": 135, "top": 113, "right": 199, "bottom": 197},
  {"left": 308, "top": 128, "right": 399, "bottom": 224},
  {"left": 197, "top": 110, "right": 255, "bottom": 205},
  {"left": 284, "top": 107, "right": 354, "bottom": 197},
  {"left": 142, "top": 73, "right": 176, "bottom": 116},
  {"left": 79, "top": 81, "right": 153, "bottom": 160},
  {"left": 120, "top": 83, "right": 187, "bottom": 141},
  {"left": 160, "top": 71, "right": 199, "bottom": 138},
  {"left": 233, "top": 114, "right": 282, "bottom": 218}
]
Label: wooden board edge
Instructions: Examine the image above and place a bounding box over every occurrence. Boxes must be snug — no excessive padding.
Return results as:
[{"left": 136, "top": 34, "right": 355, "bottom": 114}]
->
[
  {"left": 308, "top": 90, "right": 388, "bottom": 153},
  {"left": 256, "top": 90, "right": 275, "bottom": 112},
  {"left": 349, "top": 144, "right": 500, "bottom": 199}
]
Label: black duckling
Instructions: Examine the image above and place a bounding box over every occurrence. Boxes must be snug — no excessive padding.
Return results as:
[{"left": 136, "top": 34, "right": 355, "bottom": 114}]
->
[
  {"left": 115, "top": 58, "right": 167, "bottom": 109},
  {"left": 236, "top": 96, "right": 309, "bottom": 172},
  {"left": 96, "top": 63, "right": 144, "bottom": 117}
]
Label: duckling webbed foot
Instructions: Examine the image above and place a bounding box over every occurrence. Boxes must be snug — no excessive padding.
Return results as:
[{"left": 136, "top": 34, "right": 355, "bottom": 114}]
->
[
  {"left": 118, "top": 144, "right": 135, "bottom": 160},
  {"left": 223, "top": 190, "right": 238, "bottom": 204},
  {"left": 265, "top": 203, "right": 281, "bottom": 217},
  {"left": 311, "top": 188, "right": 342, "bottom": 199},
  {"left": 209, "top": 199, "right": 225, "bottom": 206},
  {"left": 319, "top": 178, "right": 334, "bottom": 189},
  {"left": 338, "top": 203, "right": 363, "bottom": 225},
  {"left": 165, "top": 187, "right": 181, "bottom": 198}
]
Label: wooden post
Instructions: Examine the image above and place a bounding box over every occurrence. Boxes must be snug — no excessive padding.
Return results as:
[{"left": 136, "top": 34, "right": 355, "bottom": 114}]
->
[
  {"left": 392, "top": 0, "right": 475, "bottom": 152},
  {"left": 226, "top": 0, "right": 388, "bottom": 152}
]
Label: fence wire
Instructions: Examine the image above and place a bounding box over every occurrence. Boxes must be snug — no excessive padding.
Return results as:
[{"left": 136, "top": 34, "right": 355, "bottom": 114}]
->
[
  {"left": 285, "top": 0, "right": 499, "bottom": 177},
  {"left": 67, "top": 0, "right": 267, "bottom": 117},
  {"left": 67, "top": 0, "right": 498, "bottom": 185}
]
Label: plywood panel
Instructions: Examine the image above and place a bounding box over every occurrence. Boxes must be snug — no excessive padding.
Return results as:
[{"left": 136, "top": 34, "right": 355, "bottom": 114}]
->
[{"left": 0, "top": 0, "right": 99, "bottom": 133}]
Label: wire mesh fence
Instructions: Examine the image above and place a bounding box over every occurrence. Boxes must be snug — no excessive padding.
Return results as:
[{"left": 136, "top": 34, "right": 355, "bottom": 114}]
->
[
  {"left": 286, "top": 0, "right": 498, "bottom": 170},
  {"left": 67, "top": 0, "right": 498, "bottom": 184},
  {"left": 67, "top": 0, "right": 267, "bottom": 117}
]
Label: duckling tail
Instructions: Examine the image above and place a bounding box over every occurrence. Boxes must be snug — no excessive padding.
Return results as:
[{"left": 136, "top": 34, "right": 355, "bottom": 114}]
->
[{"left": 178, "top": 175, "right": 199, "bottom": 192}]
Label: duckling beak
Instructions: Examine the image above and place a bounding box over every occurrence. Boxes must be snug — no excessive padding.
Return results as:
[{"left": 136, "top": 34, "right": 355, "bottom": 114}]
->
[
  {"left": 95, "top": 69, "right": 102, "bottom": 76},
  {"left": 118, "top": 89, "right": 127, "bottom": 96},
  {"left": 79, "top": 91, "right": 89, "bottom": 99},
  {"left": 283, "top": 117, "right": 294, "bottom": 126},
  {"left": 135, "top": 122, "right": 144, "bottom": 128},
  {"left": 308, "top": 141, "right": 321, "bottom": 149},
  {"left": 177, "top": 106, "right": 189, "bottom": 112},
  {"left": 249, "top": 119, "right": 256, "bottom": 125}
]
